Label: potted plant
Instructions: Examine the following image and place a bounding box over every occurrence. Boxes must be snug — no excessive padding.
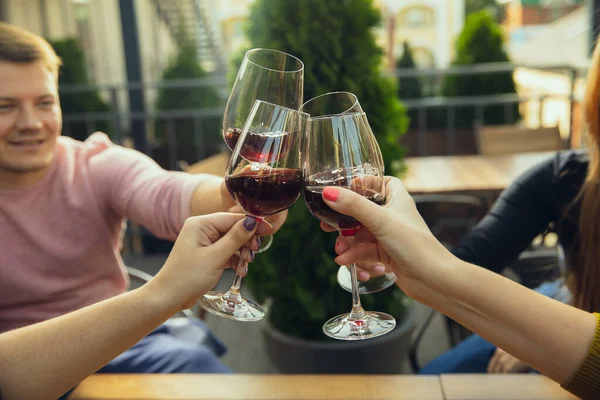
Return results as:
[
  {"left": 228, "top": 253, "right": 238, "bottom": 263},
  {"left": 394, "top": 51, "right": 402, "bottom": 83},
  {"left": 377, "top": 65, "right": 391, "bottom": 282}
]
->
[{"left": 243, "top": 0, "right": 413, "bottom": 374}]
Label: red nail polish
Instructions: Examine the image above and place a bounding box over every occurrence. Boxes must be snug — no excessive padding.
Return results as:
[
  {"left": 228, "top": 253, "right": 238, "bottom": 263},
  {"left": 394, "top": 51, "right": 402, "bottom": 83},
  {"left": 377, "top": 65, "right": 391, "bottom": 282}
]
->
[{"left": 323, "top": 187, "right": 340, "bottom": 202}]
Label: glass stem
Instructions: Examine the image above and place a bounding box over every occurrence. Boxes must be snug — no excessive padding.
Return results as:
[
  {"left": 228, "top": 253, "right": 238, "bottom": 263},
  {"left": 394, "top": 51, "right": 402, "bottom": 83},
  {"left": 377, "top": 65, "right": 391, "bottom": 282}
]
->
[
  {"left": 222, "top": 238, "right": 253, "bottom": 305},
  {"left": 346, "top": 236, "right": 367, "bottom": 322}
]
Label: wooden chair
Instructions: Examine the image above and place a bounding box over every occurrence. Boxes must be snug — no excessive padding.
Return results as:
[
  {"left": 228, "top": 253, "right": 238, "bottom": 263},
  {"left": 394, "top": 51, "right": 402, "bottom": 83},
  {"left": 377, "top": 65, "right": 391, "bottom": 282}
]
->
[{"left": 476, "top": 124, "right": 564, "bottom": 155}]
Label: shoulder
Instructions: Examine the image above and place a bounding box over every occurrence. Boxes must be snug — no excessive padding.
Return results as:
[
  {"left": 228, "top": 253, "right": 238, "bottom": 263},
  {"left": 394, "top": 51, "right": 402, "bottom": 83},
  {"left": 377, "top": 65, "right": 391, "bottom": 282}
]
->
[
  {"left": 57, "top": 132, "right": 113, "bottom": 162},
  {"left": 554, "top": 149, "right": 588, "bottom": 175},
  {"left": 60, "top": 132, "right": 160, "bottom": 173},
  {"left": 549, "top": 150, "right": 588, "bottom": 218},
  {"left": 552, "top": 150, "right": 588, "bottom": 190},
  {"left": 516, "top": 150, "right": 588, "bottom": 186}
]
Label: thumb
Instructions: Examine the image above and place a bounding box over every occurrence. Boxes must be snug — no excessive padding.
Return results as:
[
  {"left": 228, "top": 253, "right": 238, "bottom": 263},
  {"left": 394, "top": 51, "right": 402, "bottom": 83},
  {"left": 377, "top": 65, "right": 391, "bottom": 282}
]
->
[
  {"left": 208, "top": 216, "right": 258, "bottom": 263},
  {"left": 322, "top": 186, "right": 387, "bottom": 235}
]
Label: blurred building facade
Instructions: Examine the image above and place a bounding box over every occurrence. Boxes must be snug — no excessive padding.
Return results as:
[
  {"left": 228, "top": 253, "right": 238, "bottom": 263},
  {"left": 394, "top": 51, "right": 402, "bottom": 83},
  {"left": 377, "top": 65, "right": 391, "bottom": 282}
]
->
[
  {"left": 1, "top": 0, "right": 223, "bottom": 85},
  {"left": 503, "top": 0, "right": 584, "bottom": 33},
  {"left": 375, "top": 0, "right": 466, "bottom": 70},
  {"left": 503, "top": 2, "right": 588, "bottom": 146},
  {"left": 202, "top": 0, "right": 467, "bottom": 71}
]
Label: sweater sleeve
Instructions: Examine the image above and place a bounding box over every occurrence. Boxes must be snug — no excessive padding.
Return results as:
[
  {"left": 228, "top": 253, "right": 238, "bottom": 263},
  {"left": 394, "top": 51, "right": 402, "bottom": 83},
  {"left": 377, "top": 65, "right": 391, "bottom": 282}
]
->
[
  {"left": 85, "top": 133, "right": 210, "bottom": 241},
  {"left": 561, "top": 312, "right": 600, "bottom": 399},
  {"left": 451, "top": 153, "right": 558, "bottom": 273}
]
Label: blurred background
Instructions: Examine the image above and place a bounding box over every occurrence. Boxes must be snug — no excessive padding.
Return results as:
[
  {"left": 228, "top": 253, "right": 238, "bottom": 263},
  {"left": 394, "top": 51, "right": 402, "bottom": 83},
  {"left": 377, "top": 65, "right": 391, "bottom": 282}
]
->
[
  {"left": 1, "top": 0, "right": 594, "bottom": 375},
  {"left": 1, "top": 0, "right": 589, "bottom": 166}
]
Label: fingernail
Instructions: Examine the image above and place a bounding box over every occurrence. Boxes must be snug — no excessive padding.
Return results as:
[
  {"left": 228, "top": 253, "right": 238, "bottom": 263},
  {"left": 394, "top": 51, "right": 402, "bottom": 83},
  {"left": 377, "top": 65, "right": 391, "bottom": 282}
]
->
[
  {"left": 374, "top": 265, "right": 386, "bottom": 275},
  {"left": 243, "top": 216, "right": 257, "bottom": 231},
  {"left": 250, "top": 250, "right": 255, "bottom": 261},
  {"left": 257, "top": 237, "right": 262, "bottom": 247},
  {"left": 323, "top": 187, "right": 340, "bottom": 202},
  {"left": 359, "top": 271, "right": 370, "bottom": 281}
]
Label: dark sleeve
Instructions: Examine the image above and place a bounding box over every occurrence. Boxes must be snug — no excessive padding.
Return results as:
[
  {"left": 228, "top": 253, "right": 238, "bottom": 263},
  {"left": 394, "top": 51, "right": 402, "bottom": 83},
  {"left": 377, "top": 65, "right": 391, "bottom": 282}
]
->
[{"left": 451, "top": 154, "right": 559, "bottom": 274}]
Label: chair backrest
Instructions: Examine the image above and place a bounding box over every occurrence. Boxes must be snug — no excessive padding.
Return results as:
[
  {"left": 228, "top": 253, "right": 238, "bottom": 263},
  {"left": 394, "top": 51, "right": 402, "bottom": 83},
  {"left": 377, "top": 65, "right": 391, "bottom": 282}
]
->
[
  {"left": 476, "top": 124, "right": 564, "bottom": 156},
  {"left": 506, "top": 248, "right": 561, "bottom": 289},
  {"left": 412, "top": 194, "right": 488, "bottom": 248}
]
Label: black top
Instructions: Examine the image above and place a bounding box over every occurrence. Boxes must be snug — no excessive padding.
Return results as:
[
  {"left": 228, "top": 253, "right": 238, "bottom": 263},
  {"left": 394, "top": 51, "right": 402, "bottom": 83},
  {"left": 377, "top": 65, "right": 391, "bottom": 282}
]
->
[{"left": 451, "top": 150, "right": 588, "bottom": 273}]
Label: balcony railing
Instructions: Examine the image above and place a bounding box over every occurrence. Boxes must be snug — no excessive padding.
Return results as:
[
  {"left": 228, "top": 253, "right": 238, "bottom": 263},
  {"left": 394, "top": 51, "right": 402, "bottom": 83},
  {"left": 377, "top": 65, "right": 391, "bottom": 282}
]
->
[{"left": 59, "top": 62, "right": 588, "bottom": 169}]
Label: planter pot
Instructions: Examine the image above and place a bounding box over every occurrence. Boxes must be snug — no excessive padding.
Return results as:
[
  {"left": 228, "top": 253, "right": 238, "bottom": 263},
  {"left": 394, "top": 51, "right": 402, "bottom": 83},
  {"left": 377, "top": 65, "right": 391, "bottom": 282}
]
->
[{"left": 263, "top": 306, "right": 415, "bottom": 374}]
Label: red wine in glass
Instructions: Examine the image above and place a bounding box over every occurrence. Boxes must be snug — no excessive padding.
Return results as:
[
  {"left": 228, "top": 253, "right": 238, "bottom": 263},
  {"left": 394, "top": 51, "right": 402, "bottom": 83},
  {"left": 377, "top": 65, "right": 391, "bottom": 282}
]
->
[
  {"left": 303, "top": 186, "right": 383, "bottom": 236},
  {"left": 223, "top": 127, "right": 242, "bottom": 151},
  {"left": 224, "top": 128, "right": 293, "bottom": 164},
  {"left": 226, "top": 167, "right": 303, "bottom": 217},
  {"left": 198, "top": 99, "right": 304, "bottom": 322}
]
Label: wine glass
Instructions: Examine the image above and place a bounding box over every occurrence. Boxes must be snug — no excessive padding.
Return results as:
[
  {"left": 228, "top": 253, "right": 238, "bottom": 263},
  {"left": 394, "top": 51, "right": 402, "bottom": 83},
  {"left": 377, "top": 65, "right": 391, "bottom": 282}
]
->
[
  {"left": 199, "top": 100, "right": 305, "bottom": 321},
  {"left": 223, "top": 49, "right": 304, "bottom": 252},
  {"left": 300, "top": 92, "right": 397, "bottom": 295},
  {"left": 303, "top": 111, "right": 396, "bottom": 340},
  {"left": 299, "top": 91, "right": 362, "bottom": 116}
]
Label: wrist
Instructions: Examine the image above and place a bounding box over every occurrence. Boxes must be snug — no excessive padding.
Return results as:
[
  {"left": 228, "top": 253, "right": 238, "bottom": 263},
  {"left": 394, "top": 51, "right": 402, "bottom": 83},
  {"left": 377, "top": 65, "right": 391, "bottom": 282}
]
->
[
  {"left": 422, "top": 251, "right": 464, "bottom": 294},
  {"left": 406, "top": 247, "right": 464, "bottom": 308},
  {"left": 140, "top": 275, "right": 186, "bottom": 316}
]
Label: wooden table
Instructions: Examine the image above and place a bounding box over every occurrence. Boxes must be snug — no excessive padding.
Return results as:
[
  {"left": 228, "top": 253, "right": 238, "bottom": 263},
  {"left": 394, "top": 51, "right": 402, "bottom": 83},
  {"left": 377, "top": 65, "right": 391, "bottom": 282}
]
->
[
  {"left": 70, "top": 373, "right": 580, "bottom": 400},
  {"left": 70, "top": 374, "right": 444, "bottom": 400},
  {"left": 402, "top": 152, "right": 554, "bottom": 195},
  {"left": 440, "top": 374, "right": 578, "bottom": 400}
]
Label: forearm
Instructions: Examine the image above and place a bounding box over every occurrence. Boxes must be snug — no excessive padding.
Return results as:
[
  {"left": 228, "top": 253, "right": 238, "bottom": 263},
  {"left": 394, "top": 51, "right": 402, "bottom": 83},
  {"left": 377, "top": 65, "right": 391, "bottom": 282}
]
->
[
  {"left": 417, "top": 257, "right": 596, "bottom": 384},
  {"left": 190, "top": 175, "right": 236, "bottom": 215},
  {"left": 0, "top": 284, "right": 179, "bottom": 400}
]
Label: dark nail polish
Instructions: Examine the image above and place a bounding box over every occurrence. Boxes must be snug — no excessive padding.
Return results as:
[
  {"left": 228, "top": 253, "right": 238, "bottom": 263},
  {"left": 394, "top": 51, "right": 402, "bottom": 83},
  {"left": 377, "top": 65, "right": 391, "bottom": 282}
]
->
[
  {"left": 243, "top": 216, "right": 257, "bottom": 231},
  {"left": 257, "top": 237, "right": 262, "bottom": 247},
  {"left": 250, "top": 250, "right": 255, "bottom": 261}
]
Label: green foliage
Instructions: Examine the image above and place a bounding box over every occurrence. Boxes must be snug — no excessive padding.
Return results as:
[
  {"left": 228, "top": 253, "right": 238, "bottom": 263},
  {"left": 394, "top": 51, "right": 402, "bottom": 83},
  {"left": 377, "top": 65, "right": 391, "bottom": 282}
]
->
[
  {"left": 442, "top": 11, "right": 519, "bottom": 128},
  {"left": 242, "top": 0, "right": 411, "bottom": 341},
  {"left": 396, "top": 42, "right": 423, "bottom": 131},
  {"left": 155, "top": 39, "right": 222, "bottom": 165},
  {"left": 465, "top": 0, "right": 505, "bottom": 23},
  {"left": 49, "top": 38, "right": 111, "bottom": 141},
  {"left": 243, "top": 0, "right": 407, "bottom": 175},
  {"left": 396, "top": 42, "right": 422, "bottom": 100}
]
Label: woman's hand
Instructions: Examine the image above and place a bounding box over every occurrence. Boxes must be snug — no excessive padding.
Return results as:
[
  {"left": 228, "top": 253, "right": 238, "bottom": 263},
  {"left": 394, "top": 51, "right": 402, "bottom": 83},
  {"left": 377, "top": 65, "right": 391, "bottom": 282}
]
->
[
  {"left": 148, "top": 213, "right": 271, "bottom": 310},
  {"left": 488, "top": 348, "right": 531, "bottom": 374},
  {"left": 321, "top": 177, "right": 454, "bottom": 300}
]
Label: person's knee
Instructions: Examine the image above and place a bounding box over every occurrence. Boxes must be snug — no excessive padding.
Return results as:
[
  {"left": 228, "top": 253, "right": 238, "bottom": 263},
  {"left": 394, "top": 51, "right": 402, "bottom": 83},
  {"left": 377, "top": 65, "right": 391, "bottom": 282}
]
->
[{"left": 419, "top": 334, "right": 496, "bottom": 375}]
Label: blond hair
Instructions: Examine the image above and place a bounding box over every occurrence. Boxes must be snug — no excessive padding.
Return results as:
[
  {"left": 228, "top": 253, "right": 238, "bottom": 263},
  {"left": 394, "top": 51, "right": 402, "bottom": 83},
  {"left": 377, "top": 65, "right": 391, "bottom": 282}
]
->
[{"left": 0, "top": 22, "right": 62, "bottom": 76}]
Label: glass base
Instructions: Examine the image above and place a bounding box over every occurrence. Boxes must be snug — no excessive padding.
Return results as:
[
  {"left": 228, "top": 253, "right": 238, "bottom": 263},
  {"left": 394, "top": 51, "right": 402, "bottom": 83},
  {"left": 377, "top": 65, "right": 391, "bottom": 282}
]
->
[
  {"left": 258, "top": 234, "right": 273, "bottom": 252},
  {"left": 337, "top": 265, "right": 397, "bottom": 294},
  {"left": 198, "top": 290, "right": 265, "bottom": 321},
  {"left": 323, "top": 311, "right": 396, "bottom": 340}
]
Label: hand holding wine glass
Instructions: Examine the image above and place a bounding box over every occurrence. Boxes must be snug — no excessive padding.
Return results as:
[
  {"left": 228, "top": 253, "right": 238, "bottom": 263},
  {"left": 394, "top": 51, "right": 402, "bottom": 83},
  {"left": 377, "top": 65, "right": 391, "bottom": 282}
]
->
[
  {"left": 303, "top": 111, "right": 396, "bottom": 340},
  {"left": 222, "top": 49, "right": 304, "bottom": 252},
  {"left": 198, "top": 100, "right": 305, "bottom": 321},
  {"left": 300, "top": 91, "right": 396, "bottom": 294}
]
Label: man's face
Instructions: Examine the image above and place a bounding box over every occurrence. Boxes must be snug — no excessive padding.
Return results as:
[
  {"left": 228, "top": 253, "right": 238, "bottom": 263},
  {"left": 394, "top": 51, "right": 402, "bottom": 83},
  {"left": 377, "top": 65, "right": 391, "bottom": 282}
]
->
[{"left": 0, "top": 60, "right": 61, "bottom": 180}]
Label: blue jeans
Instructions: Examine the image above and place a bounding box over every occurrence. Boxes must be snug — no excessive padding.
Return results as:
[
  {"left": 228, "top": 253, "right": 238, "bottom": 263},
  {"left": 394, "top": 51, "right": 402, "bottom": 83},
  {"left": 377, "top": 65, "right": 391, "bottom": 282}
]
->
[
  {"left": 419, "top": 279, "right": 569, "bottom": 375},
  {"left": 98, "top": 323, "right": 231, "bottom": 374},
  {"left": 59, "top": 320, "right": 230, "bottom": 399}
]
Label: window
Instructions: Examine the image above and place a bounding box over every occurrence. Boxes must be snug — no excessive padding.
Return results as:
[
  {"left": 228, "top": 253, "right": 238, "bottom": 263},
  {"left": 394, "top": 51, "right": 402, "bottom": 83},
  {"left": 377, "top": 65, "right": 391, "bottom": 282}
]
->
[
  {"left": 400, "top": 7, "right": 435, "bottom": 29},
  {"left": 412, "top": 48, "right": 435, "bottom": 68}
]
